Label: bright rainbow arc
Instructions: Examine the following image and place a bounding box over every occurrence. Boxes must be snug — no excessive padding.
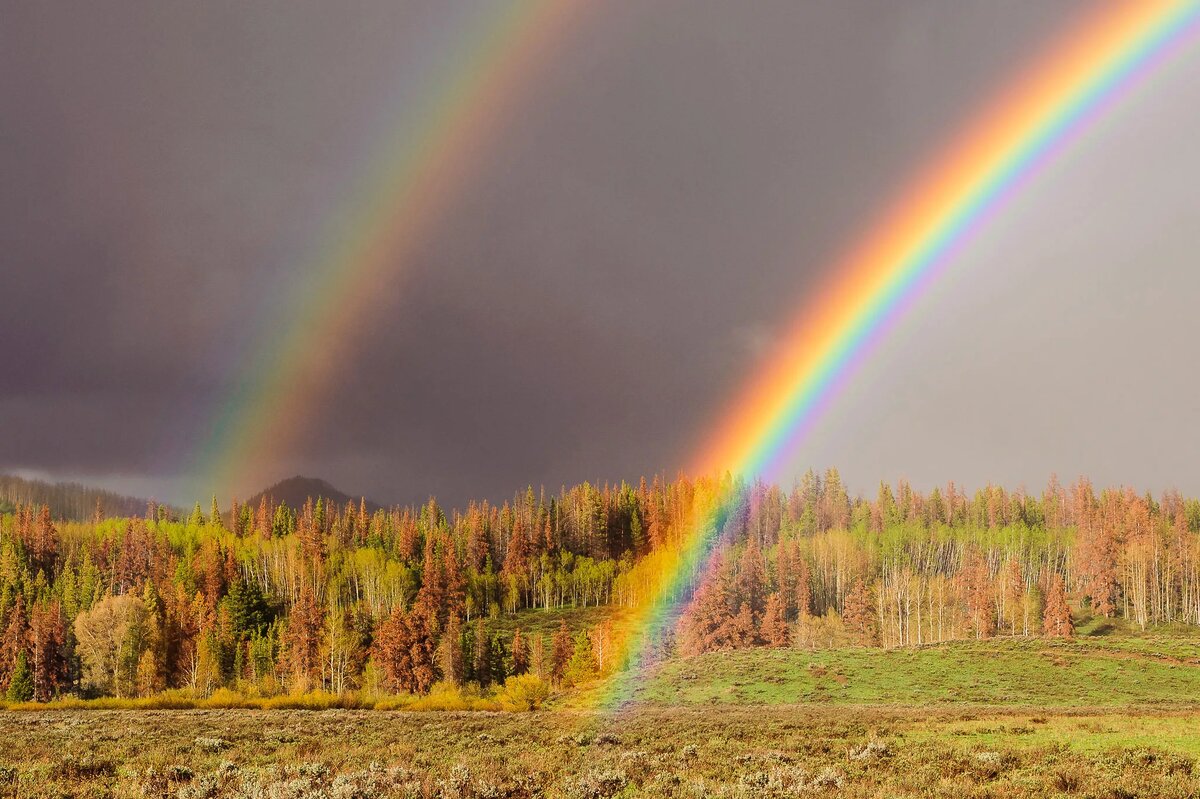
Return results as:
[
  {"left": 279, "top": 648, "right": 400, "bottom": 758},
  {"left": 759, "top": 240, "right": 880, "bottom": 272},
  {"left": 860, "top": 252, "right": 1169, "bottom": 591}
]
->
[
  {"left": 192, "top": 1, "right": 585, "bottom": 497},
  {"left": 597, "top": 0, "right": 1200, "bottom": 709}
]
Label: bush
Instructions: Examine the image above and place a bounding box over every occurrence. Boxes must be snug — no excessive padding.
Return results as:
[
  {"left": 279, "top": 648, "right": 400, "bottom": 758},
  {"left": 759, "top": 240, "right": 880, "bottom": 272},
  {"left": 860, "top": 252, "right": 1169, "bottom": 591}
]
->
[
  {"left": 51, "top": 754, "right": 117, "bottom": 780},
  {"left": 407, "top": 682, "right": 473, "bottom": 712},
  {"left": 496, "top": 675, "right": 552, "bottom": 711},
  {"left": 573, "top": 769, "right": 627, "bottom": 799},
  {"left": 202, "top": 688, "right": 253, "bottom": 708},
  {"left": 194, "top": 737, "right": 231, "bottom": 753}
]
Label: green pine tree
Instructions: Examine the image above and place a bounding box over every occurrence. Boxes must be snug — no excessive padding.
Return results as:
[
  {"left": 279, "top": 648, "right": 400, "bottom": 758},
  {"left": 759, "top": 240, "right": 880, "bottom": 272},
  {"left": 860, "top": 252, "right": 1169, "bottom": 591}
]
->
[
  {"left": 7, "top": 651, "right": 33, "bottom": 702},
  {"left": 227, "top": 580, "right": 271, "bottom": 639},
  {"left": 563, "top": 631, "right": 597, "bottom": 687}
]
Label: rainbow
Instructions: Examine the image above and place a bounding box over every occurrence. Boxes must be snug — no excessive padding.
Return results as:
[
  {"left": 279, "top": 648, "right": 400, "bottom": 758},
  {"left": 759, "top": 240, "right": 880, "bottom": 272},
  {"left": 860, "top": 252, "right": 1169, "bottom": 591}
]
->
[
  {"left": 598, "top": 0, "right": 1200, "bottom": 708},
  {"left": 192, "top": 1, "right": 587, "bottom": 497}
]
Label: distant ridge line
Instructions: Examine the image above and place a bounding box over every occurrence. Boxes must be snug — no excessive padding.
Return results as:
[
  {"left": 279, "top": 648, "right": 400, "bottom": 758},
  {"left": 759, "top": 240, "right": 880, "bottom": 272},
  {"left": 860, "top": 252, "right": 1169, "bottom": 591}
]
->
[{"left": 0, "top": 473, "right": 162, "bottom": 521}]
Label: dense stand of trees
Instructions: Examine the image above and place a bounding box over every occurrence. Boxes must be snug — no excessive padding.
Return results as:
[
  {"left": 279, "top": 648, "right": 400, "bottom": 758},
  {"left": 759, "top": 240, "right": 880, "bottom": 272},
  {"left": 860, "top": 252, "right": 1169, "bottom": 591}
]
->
[
  {"left": 0, "top": 475, "right": 153, "bottom": 522},
  {"left": 0, "top": 470, "right": 1197, "bottom": 700}
]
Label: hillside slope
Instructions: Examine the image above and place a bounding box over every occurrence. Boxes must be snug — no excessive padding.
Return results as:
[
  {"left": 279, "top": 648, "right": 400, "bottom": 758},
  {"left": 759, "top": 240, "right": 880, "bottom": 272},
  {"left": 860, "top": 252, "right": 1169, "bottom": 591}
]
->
[
  {"left": 579, "top": 635, "right": 1200, "bottom": 708},
  {"left": 244, "top": 475, "right": 380, "bottom": 513}
]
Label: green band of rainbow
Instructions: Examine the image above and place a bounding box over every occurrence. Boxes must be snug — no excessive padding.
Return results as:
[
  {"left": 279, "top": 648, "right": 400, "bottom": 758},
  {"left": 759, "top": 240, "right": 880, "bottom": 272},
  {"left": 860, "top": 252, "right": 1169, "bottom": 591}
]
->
[
  {"left": 191, "top": 1, "right": 585, "bottom": 497},
  {"left": 597, "top": 0, "right": 1200, "bottom": 709}
]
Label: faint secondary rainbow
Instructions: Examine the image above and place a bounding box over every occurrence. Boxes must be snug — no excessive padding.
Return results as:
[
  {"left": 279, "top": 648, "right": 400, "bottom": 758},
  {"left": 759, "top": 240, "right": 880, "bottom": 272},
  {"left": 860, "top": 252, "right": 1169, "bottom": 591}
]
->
[
  {"left": 598, "top": 0, "right": 1200, "bottom": 708},
  {"left": 192, "top": 1, "right": 586, "bottom": 497}
]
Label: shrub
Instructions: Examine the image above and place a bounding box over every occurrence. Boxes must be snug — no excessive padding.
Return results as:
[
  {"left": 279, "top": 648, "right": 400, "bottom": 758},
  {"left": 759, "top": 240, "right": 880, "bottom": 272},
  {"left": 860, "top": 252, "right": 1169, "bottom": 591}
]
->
[
  {"left": 51, "top": 754, "right": 117, "bottom": 780},
  {"left": 194, "top": 737, "right": 231, "bottom": 753},
  {"left": 408, "top": 682, "right": 473, "bottom": 712},
  {"left": 1052, "top": 768, "right": 1081, "bottom": 793},
  {"left": 573, "top": 769, "right": 628, "bottom": 799},
  {"left": 810, "top": 767, "right": 844, "bottom": 790},
  {"left": 496, "top": 674, "right": 552, "bottom": 711},
  {"left": 849, "top": 739, "right": 891, "bottom": 761}
]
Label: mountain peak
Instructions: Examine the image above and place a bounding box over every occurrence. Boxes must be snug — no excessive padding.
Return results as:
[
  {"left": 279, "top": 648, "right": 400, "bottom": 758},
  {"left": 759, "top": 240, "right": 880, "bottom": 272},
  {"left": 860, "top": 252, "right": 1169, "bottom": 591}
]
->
[{"left": 245, "top": 476, "right": 380, "bottom": 512}]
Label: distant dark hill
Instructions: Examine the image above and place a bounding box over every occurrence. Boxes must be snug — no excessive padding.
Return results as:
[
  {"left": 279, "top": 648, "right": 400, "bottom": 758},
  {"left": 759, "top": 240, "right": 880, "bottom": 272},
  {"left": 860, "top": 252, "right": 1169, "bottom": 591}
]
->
[
  {"left": 0, "top": 474, "right": 161, "bottom": 521},
  {"left": 244, "top": 476, "right": 382, "bottom": 513}
]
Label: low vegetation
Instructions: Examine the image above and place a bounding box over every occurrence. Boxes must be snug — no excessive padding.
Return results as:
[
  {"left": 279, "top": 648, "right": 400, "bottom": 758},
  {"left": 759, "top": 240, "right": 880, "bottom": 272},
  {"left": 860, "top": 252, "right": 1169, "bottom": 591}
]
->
[
  {"left": 590, "top": 635, "right": 1200, "bottom": 708},
  {"left": 2, "top": 705, "right": 1200, "bottom": 797},
  {"left": 0, "top": 624, "right": 1193, "bottom": 794}
]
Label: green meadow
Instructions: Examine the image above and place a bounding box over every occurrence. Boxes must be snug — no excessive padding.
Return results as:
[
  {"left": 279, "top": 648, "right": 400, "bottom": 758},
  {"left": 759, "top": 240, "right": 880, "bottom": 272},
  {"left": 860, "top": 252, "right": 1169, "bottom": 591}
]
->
[{"left": 592, "top": 636, "right": 1200, "bottom": 708}]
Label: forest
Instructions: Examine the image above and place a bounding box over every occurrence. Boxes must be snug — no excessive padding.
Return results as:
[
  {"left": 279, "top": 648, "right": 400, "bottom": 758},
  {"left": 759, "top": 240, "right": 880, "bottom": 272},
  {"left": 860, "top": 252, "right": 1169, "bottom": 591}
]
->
[{"left": 0, "top": 470, "right": 1197, "bottom": 703}]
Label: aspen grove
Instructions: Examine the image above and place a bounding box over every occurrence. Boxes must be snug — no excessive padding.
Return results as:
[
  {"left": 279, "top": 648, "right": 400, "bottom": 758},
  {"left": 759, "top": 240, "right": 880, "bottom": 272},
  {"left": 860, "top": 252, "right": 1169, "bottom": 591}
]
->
[{"left": 0, "top": 470, "right": 1196, "bottom": 701}]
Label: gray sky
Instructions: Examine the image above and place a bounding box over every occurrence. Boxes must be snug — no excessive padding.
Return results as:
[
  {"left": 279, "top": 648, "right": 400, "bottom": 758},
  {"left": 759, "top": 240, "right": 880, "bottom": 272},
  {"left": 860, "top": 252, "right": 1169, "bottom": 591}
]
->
[{"left": 3, "top": 1, "right": 1198, "bottom": 507}]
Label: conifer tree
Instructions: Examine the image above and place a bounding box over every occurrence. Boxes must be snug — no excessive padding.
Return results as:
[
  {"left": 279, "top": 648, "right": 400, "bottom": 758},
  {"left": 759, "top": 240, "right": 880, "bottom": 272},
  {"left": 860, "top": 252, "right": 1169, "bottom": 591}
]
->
[
  {"left": 473, "top": 620, "right": 492, "bottom": 688},
  {"left": 137, "top": 582, "right": 166, "bottom": 695},
  {"left": 776, "top": 538, "right": 795, "bottom": 616},
  {"left": 724, "top": 603, "right": 758, "bottom": 648},
  {"left": 551, "top": 621, "right": 572, "bottom": 685},
  {"left": 490, "top": 632, "right": 508, "bottom": 686},
  {"left": 510, "top": 628, "right": 529, "bottom": 676},
  {"left": 1043, "top": 572, "right": 1073, "bottom": 638},
  {"left": 963, "top": 549, "right": 996, "bottom": 639},
  {"left": 32, "top": 505, "right": 58, "bottom": 575},
  {"left": 7, "top": 651, "right": 32, "bottom": 702},
  {"left": 374, "top": 606, "right": 415, "bottom": 693},
  {"left": 28, "top": 600, "right": 66, "bottom": 701},
  {"left": 284, "top": 583, "right": 323, "bottom": 689},
  {"left": 795, "top": 550, "right": 813, "bottom": 620},
  {"left": 1, "top": 594, "right": 29, "bottom": 688},
  {"left": 563, "top": 631, "right": 598, "bottom": 686},
  {"left": 256, "top": 496, "right": 272, "bottom": 540},
  {"left": 210, "top": 496, "right": 223, "bottom": 530},
  {"left": 760, "top": 593, "right": 790, "bottom": 647},
  {"left": 530, "top": 633, "right": 546, "bottom": 680},
  {"left": 272, "top": 503, "right": 294, "bottom": 538},
  {"left": 735, "top": 536, "right": 768, "bottom": 618},
  {"left": 227, "top": 579, "right": 271, "bottom": 640},
  {"left": 415, "top": 534, "right": 445, "bottom": 632},
  {"left": 843, "top": 578, "right": 878, "bottom": 646},
  {"left": 438, "top": 615, "right": 465, "bottom": 687},
  {"left": 1002, "top": 558, "right": 1026, "bottom": 636},
  {"left": 407, "top": 612, "right": 437, "bottom": 694},
  {"left": 445, "top": 538, "right": 466, "bottom": 620},
  {"left": 679, "top": 552, "right": 735, "bottom": 655}
]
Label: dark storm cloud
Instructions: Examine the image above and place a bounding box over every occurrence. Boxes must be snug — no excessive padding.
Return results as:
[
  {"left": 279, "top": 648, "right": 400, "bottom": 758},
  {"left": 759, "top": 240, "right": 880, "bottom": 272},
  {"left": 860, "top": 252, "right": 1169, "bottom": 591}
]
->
[{"left": 13, "top": 1, "right": 1192, "bottom": 507}]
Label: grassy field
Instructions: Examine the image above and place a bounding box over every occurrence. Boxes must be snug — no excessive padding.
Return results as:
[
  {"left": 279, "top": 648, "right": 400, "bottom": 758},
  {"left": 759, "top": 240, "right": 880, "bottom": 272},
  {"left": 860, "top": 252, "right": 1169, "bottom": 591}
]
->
[
  {"left": 2, "top": 706, "right": 1200, "bottom": 797},
  {"left": 4, "top": 618, "right": 1200, "bottom": 797},
  {"left": 584, "top": 636, "right": 1200, "bottom": 708}
]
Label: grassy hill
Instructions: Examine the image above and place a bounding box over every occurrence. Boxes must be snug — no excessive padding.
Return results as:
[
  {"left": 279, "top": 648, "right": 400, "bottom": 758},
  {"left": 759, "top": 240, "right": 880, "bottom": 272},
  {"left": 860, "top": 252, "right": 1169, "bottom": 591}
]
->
[{"left": 580, "top": 634, "right": 1200, "bottom": 709}]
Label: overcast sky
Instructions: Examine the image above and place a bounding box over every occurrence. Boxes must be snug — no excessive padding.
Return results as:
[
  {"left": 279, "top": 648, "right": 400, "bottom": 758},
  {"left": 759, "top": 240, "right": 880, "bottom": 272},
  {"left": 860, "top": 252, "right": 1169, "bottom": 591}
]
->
[{"left": 3, "top": 1, "right": 1198, "bottom": 507}]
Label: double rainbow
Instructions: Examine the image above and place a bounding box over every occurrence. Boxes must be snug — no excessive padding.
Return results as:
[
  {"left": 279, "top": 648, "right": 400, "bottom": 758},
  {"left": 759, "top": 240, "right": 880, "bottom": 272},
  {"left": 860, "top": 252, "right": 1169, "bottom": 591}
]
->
[
  {"left": 598, "top": 0, "right": 1200, "bottom": 708},
  {"left": 189, "top": 0, "right": 1199, "bottom": 703}
]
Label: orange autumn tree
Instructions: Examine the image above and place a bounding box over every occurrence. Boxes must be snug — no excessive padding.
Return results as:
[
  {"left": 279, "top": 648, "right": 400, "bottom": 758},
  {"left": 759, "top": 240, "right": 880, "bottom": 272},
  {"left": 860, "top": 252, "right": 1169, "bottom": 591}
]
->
[
  {"left": 1043, "top": 572, "right": 1073, "bottom": 638},
  {"left": 843, "top": 578, "right": 878, "bottom": 646}
]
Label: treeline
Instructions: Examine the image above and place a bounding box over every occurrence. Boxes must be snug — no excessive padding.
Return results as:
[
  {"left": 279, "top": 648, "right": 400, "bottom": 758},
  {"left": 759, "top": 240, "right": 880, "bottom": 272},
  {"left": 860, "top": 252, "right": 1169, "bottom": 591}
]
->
[
  {"left": 0, "top": 471, "right": 1198, "bottom": 701},
  {"left": 0, "top": 474, "right": 154, "bottom": 522},
  {"left": 673, "top": 472, "right": 1200, "bottom": 652}
]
